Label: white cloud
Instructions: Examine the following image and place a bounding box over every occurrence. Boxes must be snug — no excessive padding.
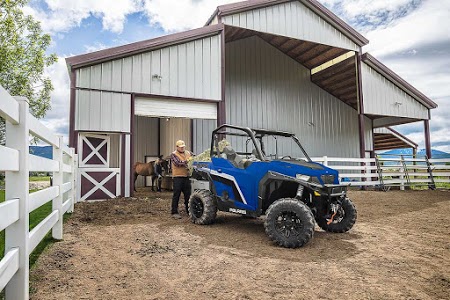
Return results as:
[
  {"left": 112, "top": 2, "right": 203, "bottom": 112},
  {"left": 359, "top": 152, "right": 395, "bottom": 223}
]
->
[
  {"left": 24, "top": 0, "right": 238, "bottom": 34},
  {"left": 41, "top": 57, "right": 70, "bottom": 141},
  {"left": 363, "top": 0, "right": 450, "bottom": 57},
  {"left": 25, "top": 0, "right": 142, "bottom": 34},
  {"left": 142, "top": 0, "right": 236, "bottom": 32}
]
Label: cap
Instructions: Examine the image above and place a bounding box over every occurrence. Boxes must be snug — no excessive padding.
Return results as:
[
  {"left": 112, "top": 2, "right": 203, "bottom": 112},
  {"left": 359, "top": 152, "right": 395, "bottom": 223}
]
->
[{"left": 176, "top": 140, "right": 186, "bottom": 147}]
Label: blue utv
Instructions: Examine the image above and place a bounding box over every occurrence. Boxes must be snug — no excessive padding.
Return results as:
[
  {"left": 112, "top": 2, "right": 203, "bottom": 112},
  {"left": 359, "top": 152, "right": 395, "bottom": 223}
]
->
[{"left": 189, "top": 124, "right": 357, "bottom": 248}]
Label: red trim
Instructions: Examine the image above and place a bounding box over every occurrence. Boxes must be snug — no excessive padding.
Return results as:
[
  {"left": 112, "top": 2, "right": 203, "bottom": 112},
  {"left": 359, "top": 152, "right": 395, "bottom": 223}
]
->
[
  {"left": 66, "top": 24, "right": 224, "bottom": 69},
  {"left": 361, "top": 53, "right": 437, "bottom": 109},
  {"left": 130, "top": 94, "right": 136, "bottom": 195},
  {"left": 212, "top": 0, "right": 368, "bottom": 46},
  {"left": 133, "top": 92, "right": 220, "bottom": 103},
  {"left": 424, "top": 120, "right": 432, "bottom": 158},
  {"left": 69, "top": 69, "right": 76, "bottom": 149}
]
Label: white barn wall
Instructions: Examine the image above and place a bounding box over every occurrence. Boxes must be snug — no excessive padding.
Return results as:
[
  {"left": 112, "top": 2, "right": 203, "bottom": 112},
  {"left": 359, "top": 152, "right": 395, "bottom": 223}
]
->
[
  {"left": 76, "top": 35, "right": 222, "bottom": 101},
  {"left": 222, "top": 1, "right": 359, "bottom": 51},
  {"left": 361, "top": 63, "right": 429, "bottom": 119},
  {"left": 75, "top": 90, "right": 131, "bottom": 132},
  {"left": 225, "top": 36, "right": 361, "bottom": 158}
]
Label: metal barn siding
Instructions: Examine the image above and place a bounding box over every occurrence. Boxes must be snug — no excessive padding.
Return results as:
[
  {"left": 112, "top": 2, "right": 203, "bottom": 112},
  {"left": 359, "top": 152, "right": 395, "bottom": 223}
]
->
[
  {"left": 193, "top": 119, "right": 217, "bottom": 154},
  {"left": 75, "top": 90, "right": 131, "bottom": 132},
  {"left": 225, "top": 36, "right": 360, "bottom": 158},
  {"left": 361, "top": 63, "right": 429, "bottom": 120},
  {"left": 222, "top": 1, "right": 359, "bottom": 51},
  {"left": 75, "top": 35, "right": 222, "bottom": 101},
  {"left": 364, "top": 116, "right": 373, "bottom": 152},
  {"left": 133, "top": 116, "right": 159, "bottom": 187},
  {"left": 160, "top": 118, "right": 192, "bottom": 157}
]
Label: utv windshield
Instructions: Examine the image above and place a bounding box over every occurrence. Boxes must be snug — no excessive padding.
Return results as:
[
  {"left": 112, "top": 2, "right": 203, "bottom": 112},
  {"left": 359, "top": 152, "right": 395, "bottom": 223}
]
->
[
  {"left": 212, "top": 126, "right": 311, "bottom": 162},
  {"left": 258, "top": 133, "right": 311, "bottom": 162}
]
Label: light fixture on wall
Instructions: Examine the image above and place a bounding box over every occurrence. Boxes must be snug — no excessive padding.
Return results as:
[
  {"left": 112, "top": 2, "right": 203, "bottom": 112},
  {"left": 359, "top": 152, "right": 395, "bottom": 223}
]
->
[
  {"left": 394, "top": 102, "right": 403, "bottom": 106},
  {"left": 152, "top": 74, "right": 162, "bottom": 80},
  {"left": 166, "top": 118, "right": 170, "bottom": 122},
  {"left": 308, "top": 121, "right": 315, "bottom": 127}
]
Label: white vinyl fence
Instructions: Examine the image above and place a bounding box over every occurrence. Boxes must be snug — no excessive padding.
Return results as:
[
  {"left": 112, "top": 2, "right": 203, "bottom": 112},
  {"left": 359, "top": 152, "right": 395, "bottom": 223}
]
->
[
  {"left": 311, "top": 156, "right": 450, "bottom": 190},
  {"left": 0, "top": 85, "right": 77, "bottom": 299}
]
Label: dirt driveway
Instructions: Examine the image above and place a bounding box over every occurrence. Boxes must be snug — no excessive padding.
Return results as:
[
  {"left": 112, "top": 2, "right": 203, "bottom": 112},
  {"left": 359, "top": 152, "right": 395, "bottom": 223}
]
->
[{"left": 30, "top": 189, "right": 450, "bottom": 300}]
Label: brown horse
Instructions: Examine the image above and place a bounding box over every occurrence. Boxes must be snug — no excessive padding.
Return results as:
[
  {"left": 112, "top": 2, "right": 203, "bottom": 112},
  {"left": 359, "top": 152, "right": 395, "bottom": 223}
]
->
[{"left": 133, "top": 158, "right": 169, "bottom": 192}]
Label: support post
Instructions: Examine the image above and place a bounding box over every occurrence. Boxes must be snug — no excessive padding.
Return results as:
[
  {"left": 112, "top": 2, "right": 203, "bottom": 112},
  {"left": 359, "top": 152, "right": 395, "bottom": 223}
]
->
[
  {"left": 69, "top": 148, "right": 76, "bottom": 213},
  {"left": 5, "top": 97, "right": 30, "bottom": 300},
  {"left": 424, "top": 119, "right": 432, "bottom": 159},
  {"left": 52, "top": 135, "right": 64, "bottom": 239},
  {"left": 356, "top": 51, "right": 366, "bottom": 189}
]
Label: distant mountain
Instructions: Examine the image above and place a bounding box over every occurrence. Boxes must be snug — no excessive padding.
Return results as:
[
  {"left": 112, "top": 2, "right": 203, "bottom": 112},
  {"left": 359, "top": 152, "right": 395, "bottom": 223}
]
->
[
  {"left": 29, "top": 145, "right": 52, "bottom": 159},
  {"left": 379, "top": 148, "right": 450, "bottom": 159}
]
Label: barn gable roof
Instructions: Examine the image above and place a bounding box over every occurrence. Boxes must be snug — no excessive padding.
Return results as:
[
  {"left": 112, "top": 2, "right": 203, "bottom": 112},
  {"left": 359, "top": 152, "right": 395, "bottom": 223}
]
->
[
  {"left": 66, "top": 23, "right": 224, "bottom": 69},
  {"left": 205, "top": 0, "right": 369, "bottom": 47},
  {"left": 362, "top": 53, "right": 437, "bottom": 109}
]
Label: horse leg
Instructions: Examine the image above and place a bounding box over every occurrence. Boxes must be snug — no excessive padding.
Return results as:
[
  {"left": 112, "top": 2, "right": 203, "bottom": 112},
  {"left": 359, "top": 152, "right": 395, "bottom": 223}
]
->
[
  {"left": 151, "top": 176, "right": 155, "bottom": 191},
  {"left": 134, "top": 172, "right": 138, "bottom": 192},
  {"left": 157, "top": 176, "right": 162, "bottom": 192}
]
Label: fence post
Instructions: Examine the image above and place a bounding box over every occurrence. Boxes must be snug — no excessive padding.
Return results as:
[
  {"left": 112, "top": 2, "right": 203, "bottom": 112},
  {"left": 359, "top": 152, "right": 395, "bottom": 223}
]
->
[
  {"left": 68, "top": 148, "right": 76, "bottom": 213},
  {"left": 323, "top": 156, "right": 328, "bottom": 166},
  {"left": 400, "top": 155, "right": 405, "bottom": 191},
  {"left": 52, "top": 135, "right": 64, "bottom": 240},
  {"left": 5, "top": 97, "right": 30, "bottom": 300}
]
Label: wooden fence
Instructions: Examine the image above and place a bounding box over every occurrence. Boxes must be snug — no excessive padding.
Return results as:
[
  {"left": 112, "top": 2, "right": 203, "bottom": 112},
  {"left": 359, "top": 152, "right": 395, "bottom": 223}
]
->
[
  {"left": 311, "top": 156, "right": 450, "bottom": 190},
  {"left": 0, "top": 85, "right": 77, "bottom": 299}
]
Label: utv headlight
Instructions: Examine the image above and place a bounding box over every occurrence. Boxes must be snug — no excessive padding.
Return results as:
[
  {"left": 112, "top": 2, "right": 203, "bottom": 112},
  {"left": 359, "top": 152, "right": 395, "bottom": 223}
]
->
[{"left": 296, "top": 174, "right": 310, "bottom": 181}]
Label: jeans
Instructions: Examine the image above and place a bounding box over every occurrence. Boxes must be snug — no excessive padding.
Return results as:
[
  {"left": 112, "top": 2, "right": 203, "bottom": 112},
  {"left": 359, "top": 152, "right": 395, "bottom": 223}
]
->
[{"left": 171, "top": 177, "right": 191, "bottom": 214}]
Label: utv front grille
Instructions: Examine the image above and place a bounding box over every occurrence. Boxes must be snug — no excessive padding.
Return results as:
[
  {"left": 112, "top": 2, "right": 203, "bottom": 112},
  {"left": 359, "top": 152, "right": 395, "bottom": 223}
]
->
[{"left": 321, "top": 174, "right": 335, "bottom": 184}]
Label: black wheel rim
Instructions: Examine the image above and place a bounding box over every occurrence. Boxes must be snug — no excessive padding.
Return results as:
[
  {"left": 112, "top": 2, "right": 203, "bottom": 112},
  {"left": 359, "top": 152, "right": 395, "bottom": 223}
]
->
[
  {"left": 274, "top": 211, "right": 303, "bottom": 238},
  {"left": 192, "top": 198, "right": 204, "bottom": 218}
]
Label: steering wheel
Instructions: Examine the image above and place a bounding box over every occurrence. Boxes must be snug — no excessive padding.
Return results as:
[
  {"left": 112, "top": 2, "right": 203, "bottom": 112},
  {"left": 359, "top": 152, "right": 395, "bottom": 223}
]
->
[{"left": 281, "top": 155, "right": 292, "bottom": 160}]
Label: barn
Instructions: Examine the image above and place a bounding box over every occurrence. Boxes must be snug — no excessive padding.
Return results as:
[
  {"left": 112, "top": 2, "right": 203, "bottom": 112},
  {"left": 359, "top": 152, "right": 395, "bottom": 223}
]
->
[{"left": 65, "top": 0, "right": 437, "bottom": 201}]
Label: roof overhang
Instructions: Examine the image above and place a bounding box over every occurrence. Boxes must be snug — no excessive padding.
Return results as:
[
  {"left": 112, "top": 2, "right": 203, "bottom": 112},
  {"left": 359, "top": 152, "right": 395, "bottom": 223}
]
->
[
  {"left": 362, "top": 53, "right": 437, "bottom": 109},
  {"left": 205, "top": 0, "right": 369, "bottom": 47},
  {"left": 66, "top": 23, "right": 225, "bottom": 69},
  {"left": 311, "top": 55, "right": 358, "bottom": 110},
  {"left": 225, "top": 25, "right": 350, "bottom": 69},
  {"left": 374, "top": 127, "right": 418, "bottom": 151}
]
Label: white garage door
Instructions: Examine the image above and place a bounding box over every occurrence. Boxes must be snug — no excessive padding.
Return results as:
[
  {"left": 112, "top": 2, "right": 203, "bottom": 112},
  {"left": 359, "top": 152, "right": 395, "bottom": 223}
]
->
[{"left": 135, "top": 96, "right": 217, "bottom": 119}]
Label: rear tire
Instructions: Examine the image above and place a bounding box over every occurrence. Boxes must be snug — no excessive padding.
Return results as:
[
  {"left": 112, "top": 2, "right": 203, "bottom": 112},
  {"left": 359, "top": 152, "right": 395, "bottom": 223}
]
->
[
  {"left": 188, "top": 190, "right": 217, "bottom": 225},
  {"left": 264, "top": 198, "right": 315, "bottom": 248},
  {"left": 315, "top": 197, "right": 357, "bottom": 233}
]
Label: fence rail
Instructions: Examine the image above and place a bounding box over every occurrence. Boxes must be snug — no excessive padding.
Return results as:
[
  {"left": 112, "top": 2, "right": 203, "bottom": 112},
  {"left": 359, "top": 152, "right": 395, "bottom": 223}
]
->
[
  {"left": 311, "top": 156, "right": 450, "bottom": 189},
  {"left": 0, "top": 85, "right": 77, "bottom": 299}
]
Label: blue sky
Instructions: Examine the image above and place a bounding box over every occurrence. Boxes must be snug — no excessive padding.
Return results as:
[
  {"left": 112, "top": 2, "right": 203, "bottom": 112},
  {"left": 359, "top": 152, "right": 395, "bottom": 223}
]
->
[{"left": 24, "top": 0, "right": 450, "bottom": 153}]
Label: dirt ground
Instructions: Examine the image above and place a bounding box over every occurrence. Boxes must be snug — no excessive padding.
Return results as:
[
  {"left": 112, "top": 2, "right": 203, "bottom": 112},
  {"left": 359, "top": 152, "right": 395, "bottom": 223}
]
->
[{"left": 30, "top": 189, "right": 450, "bottom": 300}]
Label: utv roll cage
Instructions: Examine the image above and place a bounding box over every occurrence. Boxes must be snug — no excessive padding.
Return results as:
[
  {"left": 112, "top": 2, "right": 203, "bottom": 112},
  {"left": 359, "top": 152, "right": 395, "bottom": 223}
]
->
[{"left": 210, "top": 124, "right": 312, "bottom": 162}]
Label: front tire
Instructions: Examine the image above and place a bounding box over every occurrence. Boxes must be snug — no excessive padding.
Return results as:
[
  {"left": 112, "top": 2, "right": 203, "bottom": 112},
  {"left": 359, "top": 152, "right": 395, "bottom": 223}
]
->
[
  {"left": 264, "top": 198, "right": 315, "bottom": 248},
  {"left": 315, "top": 197, "right": 357, "bottom": 233},
  {"left": 188, "top": 190, "right": 217, "bottom": 225}
]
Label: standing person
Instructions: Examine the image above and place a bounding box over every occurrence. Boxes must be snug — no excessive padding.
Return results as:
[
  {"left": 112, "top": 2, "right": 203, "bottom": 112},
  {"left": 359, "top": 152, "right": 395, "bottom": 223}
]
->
[
  {"left": 170, "top": 140, "right": 192, "bottom": 219},
  {"left": 154, "top": 155, "right": 164, "bottom": 192}
]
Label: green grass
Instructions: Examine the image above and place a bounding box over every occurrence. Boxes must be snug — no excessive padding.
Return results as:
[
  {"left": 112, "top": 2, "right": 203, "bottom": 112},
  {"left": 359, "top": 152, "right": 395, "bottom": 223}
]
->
[
  {"left": 0, "top": 190, "right": 70, "bottom": 266},
  {"left": 29, "top": 176, "right": 51, "bottom": 182}
]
